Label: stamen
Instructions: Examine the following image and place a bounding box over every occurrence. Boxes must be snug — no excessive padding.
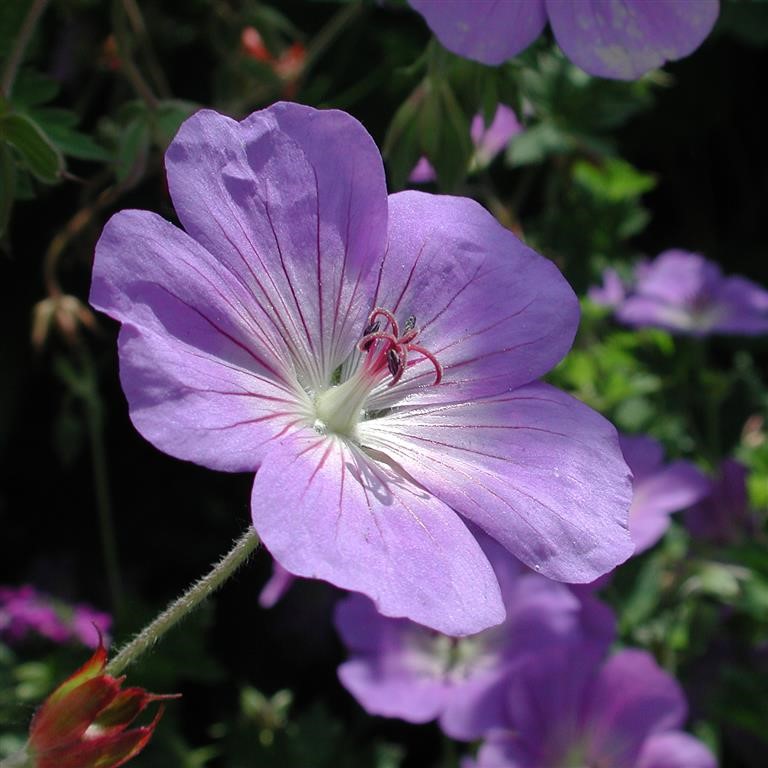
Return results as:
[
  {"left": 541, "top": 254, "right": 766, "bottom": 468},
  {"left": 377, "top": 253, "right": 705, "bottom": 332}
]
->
[
  {"left": 368, "top": 307, "right": 399, "bottom": 337},
  {"left": 407, "top": 343, "right": 443, "bottom": 385},
  {"left": 357, "top": 330, "right": 399, "bottom": 354},
  {"left": 403, "top": 315, "right": 416, "bottom": 333}
]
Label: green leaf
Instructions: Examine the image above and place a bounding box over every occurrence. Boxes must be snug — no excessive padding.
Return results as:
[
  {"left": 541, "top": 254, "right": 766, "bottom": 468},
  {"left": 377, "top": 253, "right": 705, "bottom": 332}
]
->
[
  {"left": 573, "top": 157, "right": 657, "bottom": 202},
  {"left": 506, "top": 122, "right": 573, "bottom": 166},
  {"left": 433, "top": 81, "right": 472, "bottom": 190},
  {"left": 0, "top": 1, "right": 31, "bottom": 58},
  {"left": 28, "top": 108, "right": 111, "bottom": 162},
  {"left": 0, "top": 113, "right": 63, "bottom": 183},
  {"left": 0, "top": 142, "right": 16, "bottom": 237},
  {"left": 10, "top": 69, "right": 59, "bottom": 108},
  {"left": 417, "top": 86, "right": 442, "bottom": 159},
  {"left": 116, "top": 116, "right": 151, "bottom": 183},
  {"left": 383, "top": 90, "right": 424, "bottom": 190},
  {"left": 154, "top": 99, "right": 199, "bottom": 147}
]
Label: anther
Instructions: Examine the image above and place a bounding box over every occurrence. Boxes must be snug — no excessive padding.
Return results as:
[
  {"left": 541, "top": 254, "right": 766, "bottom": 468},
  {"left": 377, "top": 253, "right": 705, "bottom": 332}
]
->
[
  {"left": 386, "top": 348, "right": 401, "bottom": 378},
  {"left": 361, "top": 319, "right": 381, "bottom": 350},
  {"left": 403, "top": 315, "right": 416, "bottom": 333}
]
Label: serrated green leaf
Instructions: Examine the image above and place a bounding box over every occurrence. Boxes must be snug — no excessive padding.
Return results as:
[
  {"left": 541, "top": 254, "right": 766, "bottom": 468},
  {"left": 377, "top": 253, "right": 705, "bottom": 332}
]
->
[
  {"left": 0, "top": 113, "right": 63, "bottom": 183},
  {"left": 27, "top": 108, "right": 111, "bottom": 162}
]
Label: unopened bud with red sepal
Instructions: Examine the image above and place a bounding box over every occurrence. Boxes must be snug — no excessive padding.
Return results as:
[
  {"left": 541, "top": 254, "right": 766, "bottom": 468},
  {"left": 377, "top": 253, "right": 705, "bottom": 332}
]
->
[{"left": 23, "top": 637, "right": 178, "bottom": 768}]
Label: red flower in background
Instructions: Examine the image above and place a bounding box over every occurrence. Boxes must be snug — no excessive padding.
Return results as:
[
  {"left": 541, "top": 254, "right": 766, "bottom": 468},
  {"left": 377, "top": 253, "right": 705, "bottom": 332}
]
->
[{"left": 240, "top": 26, "right": 306, "bottom": 97}]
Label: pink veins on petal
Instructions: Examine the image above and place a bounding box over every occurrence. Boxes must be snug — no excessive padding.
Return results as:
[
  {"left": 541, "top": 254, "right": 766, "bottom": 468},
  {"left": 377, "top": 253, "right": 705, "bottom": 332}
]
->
[{"left": 90, "top": 102, "right": 633, "bottom": 635}]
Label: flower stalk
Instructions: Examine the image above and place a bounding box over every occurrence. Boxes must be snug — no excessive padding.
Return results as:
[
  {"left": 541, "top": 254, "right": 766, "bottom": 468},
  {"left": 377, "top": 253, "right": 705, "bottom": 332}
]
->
[
  {"left": 106, "top": 528, "right": 260, "bottom": 676},
  {"left": 0, "top": 0, "right": 51, "bottom": 99}
]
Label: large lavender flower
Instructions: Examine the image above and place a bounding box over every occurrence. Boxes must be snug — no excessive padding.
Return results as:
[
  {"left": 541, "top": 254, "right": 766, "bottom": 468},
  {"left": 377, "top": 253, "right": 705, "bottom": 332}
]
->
[
  {"left": 616, "top": 250, "right": 768, "bottom": 336},
  {"left": 409, "top": 1, "right": 719, "bottom": 80},
  {"left": 621, "top": 435, "right": 710, "bottom": 554},
  {"left": 91, "top": 102, "right": 632, "bottom": 635},
  {"left": 335, "top": 534, "right": 613, "bottom": 739},
  {"left": 473, "top": 634, "right": 716, "bottom": 768}
]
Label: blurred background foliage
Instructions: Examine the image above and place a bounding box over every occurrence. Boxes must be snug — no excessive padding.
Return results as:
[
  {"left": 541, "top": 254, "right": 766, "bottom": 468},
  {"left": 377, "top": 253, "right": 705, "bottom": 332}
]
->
[{"left": 1, "top": 1, "right": 767, "bottom": 766}]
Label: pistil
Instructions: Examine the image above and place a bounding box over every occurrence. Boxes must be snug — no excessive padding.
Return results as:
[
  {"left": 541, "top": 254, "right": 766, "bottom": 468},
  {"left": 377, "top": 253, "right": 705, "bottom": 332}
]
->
[{"left": 313, "top": 308, "right": 443, "bottom": 438}]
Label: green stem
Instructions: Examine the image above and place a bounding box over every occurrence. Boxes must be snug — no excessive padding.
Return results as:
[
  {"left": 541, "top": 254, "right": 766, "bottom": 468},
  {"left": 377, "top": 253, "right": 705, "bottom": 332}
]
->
[
  {"left": 111, "top": 0, "right": 158, "bottom": 111},
  {"left": 0, "top": 0, "right": 51, "bottom": 98},
  {"left": 106, "top": 528, "right": 260, "bottom": 676},
  {"left": 79, "top": 346, "right": 125, "bottom": 617},
  {"left": 303, "top": 1, "right": 365, "bottom": 77}
]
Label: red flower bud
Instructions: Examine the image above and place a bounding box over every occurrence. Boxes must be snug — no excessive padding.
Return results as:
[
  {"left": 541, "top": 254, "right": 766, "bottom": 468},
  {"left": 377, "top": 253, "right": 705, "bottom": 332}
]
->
[{"left": 26, "top": 639, "right": 178, "bottom": 768}]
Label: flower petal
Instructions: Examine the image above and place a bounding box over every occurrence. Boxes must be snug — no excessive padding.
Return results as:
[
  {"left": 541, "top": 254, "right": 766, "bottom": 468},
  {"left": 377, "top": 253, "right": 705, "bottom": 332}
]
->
[
  {"left": 360, "top": 382, "right": 633, "bottom": 583},
  {"left": 164, "top": 104, "right": 387, "bottom": 386},
  {"left": 546, "top": 0, "right": 719, "bottom": 80},
  {"left": 91, "top": 210, "right": 307, "bottom": 472},
  {"left": 258, "top": 560, "right": 297, "bottom": 608},
  {"left": 366, "top": 192, "right": 579, "bottom": 410},
  {"left": 250, "top": 433, "right": 504, "bottom": 635},
  {"left": 630, "top": 461, "right": 710, "bottom": 553},
  {"left": 409, "top": 0, "right": 547, "bottom": 66},
  {"left": 336, "top": 595, "right": 450, "bottom": 723},
  {"left": 586, "top": 649, "right": 687, "bottom": 765},
  {"left": 636, "top": 731, "right": 717, "bottom": 768}
]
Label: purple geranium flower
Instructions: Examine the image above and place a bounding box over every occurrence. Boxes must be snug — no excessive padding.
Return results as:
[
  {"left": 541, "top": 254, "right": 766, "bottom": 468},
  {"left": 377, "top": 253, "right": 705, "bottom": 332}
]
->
[
  {"left": 685, "top": 459, "right": 754, "bottom": 544},
  {"left": 409, "top": 1, "right": 719, "bottom": 80},
  {"left": 588, "top": 267, "right": 628, "bottom": 309},
  {"left": 410, "top": 104, "right": 522, "bottom": 183},
  {"left": 474, "top": 634, "right": 716, "bottom": 768},
  {"left": 621, "top": 434, "right": 710, "bottom": 554},
  {"left": 0, "top": 586, "right": 112, "bottom": 648},
  {"left": 335, "top": 533, "right": 613, "bottom": 739},
  {"left": 91, "top": 102, "right": 633, "bottom": 635},
  {"left": 616, "top": 250, "right": 768, "bottom": 336}
]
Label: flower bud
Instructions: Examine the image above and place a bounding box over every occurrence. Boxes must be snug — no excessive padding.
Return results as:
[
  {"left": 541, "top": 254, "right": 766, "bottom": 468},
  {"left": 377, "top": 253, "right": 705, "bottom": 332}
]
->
[{"left": 25, "top": 639, "right": 178, "bottom": 768}]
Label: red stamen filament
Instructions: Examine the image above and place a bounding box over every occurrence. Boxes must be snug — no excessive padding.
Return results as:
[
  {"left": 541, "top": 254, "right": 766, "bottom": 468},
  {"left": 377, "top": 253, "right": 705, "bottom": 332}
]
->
[{"left": 357, "top": 308, "right": 443, "bottom": 388}]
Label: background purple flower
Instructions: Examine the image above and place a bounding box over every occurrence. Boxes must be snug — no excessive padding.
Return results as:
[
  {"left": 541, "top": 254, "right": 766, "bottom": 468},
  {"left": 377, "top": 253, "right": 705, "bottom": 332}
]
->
[
  {"left": 470, "top": 105, "right": 522, "bottom": 167},
  {"left": 409, "top": 1, "right": 719, "bottom": 80},
  {"left": 409, "top": 104, "right": 522, "bottom": 183},
  {"left": 0, "top": 585, "right": 111, "bottom": 648},
  {"left": 685, "top": 459, "right": 754, "bottom": 545},
  {"left": 616, "top": 250, "right": 768, "bottom": 336},
  {"left": 91, "top": 102, "right": 633, "bottom": 636},
  {"left": 620, "top": 434, "right": 710, "bottom": 554},
  {"left": 258, "top": 560, "right": 297, "bottom": 609},
  {"left": 588, "top": 267, "right": 628, "bottom": 309},
  {"left": 474, "top": 637, "right": 716, "bottom": 768},
  {"left": 335, "top": 534, "right": 613, "bottom": 740}
]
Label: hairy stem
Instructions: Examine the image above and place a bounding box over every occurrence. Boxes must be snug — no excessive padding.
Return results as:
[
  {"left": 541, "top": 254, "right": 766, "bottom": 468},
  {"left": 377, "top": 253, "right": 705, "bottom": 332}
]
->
[
  {"left": 1, "top": 0, "right": 51, "bottom": 98},
  {"left": 106, "top": 528, "right": 260, "bottom": 676}
]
